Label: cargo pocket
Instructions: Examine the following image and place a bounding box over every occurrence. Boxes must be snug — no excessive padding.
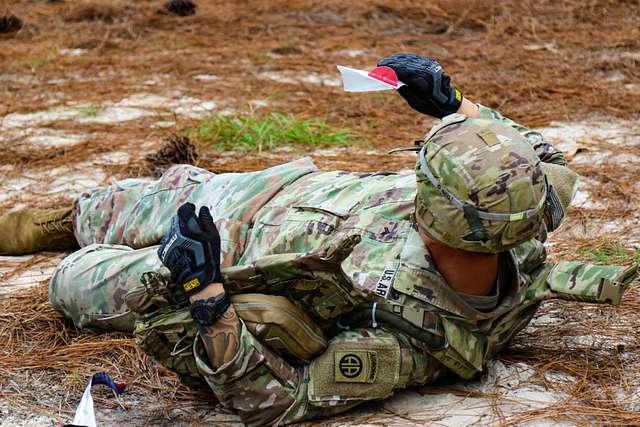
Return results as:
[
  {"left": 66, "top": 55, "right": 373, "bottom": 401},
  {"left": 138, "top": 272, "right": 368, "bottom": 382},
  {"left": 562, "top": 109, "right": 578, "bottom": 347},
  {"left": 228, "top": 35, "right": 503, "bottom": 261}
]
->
[
  {"left": 231, "top": 294, "right": 328, "bottom": 363},
  {"left": 89, "top": 312, "right": 137, "bottom": 333},
  {"left": 307, "top": 329, "right": 403, "bottom": 406},
  {"left": 133, "top": 306, "right": 203, "bottom": 385},
  {"left": 241, "top": 204, "right": 353, "bottom": 262}
]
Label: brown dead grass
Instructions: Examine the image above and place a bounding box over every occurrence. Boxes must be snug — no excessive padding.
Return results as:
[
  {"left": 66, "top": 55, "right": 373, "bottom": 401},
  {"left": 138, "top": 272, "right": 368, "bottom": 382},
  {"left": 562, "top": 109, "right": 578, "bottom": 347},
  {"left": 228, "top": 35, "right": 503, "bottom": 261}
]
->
[
  {"left": 498, "top": 287, "right": 640, "bottom": 424},
  {"left": 0, "top": 283, "right": 213, "bottom": 419},
  {"left": 61, "top": 2, "right": 134, "bottom": 24},
  {"left": 1, "top": 0, "right": 639, "bottom": 424},
  {"left": 2, "top": 0, "right": 639, "bottom": 125}
]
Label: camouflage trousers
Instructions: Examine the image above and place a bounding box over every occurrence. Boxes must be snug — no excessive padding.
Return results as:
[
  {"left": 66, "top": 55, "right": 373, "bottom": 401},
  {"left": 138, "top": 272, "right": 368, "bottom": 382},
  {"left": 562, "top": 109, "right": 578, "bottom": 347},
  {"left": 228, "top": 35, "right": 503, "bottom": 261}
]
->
[{"left": 49, "top": 161, "right": 443, "bottom": 425}]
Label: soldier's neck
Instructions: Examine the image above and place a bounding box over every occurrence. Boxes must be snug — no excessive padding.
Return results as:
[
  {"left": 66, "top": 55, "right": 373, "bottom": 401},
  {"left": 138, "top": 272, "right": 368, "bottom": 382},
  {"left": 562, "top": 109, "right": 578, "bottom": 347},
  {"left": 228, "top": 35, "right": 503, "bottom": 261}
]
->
[{"left": 421, "top": 233, "right": 499, "bottom": 296}]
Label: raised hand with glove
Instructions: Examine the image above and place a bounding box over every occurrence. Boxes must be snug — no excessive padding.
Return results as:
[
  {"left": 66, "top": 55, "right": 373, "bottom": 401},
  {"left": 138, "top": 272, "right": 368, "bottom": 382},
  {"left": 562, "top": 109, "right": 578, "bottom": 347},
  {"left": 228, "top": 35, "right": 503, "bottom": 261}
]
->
[
  {"left": 158, "top": 202, "right": 222, "bottom": 297},
  {"left": 157, "top": 202, "right": 231, "bottom": 327},
  {"left": 378, "top": 53, "right": 470, "bottom": 118}
]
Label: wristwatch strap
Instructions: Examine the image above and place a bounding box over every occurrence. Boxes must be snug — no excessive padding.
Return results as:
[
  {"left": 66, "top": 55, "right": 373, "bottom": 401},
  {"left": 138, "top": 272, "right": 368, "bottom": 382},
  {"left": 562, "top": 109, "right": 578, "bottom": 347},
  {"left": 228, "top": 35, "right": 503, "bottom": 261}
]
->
[{"left": 190, "top": 293, "right": 231, "bottom": 327}]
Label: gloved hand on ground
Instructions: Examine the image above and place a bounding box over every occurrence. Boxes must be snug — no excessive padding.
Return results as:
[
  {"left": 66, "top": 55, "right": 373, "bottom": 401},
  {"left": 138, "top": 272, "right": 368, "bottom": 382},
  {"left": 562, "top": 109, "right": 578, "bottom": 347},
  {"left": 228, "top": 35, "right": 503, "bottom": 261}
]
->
[
  {"left": 378, "top": 53, "right": 463, "bottom": 118},
  {"left": 157, "top": 202, "right": 223, "bottom": 298}
]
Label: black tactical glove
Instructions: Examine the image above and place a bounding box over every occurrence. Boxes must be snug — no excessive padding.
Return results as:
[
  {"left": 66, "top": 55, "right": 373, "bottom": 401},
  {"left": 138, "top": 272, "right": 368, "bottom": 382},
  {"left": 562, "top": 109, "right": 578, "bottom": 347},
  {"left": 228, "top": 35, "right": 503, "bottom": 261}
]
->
[
  {"left": 157, "top": 203, "right": 222, "bottom": 298},
  {"left": 378, "top": 53, "right": 463, "bottom": 118}
]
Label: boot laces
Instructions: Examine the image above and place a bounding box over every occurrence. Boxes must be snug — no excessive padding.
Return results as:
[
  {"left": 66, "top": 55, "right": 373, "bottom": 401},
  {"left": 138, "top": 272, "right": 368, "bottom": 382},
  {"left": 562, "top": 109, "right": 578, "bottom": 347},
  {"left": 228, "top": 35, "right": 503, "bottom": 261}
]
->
[{"left": 41, "top": 216, "right": 72, "bottom": 234}]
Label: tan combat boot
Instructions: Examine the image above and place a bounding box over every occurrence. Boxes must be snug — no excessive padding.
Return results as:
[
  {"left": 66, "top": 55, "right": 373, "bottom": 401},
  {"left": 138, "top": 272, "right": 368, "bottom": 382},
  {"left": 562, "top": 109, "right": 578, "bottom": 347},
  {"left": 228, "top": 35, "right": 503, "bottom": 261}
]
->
[{"left": 0, "top": 207, "right": 78, "bottom": 255}]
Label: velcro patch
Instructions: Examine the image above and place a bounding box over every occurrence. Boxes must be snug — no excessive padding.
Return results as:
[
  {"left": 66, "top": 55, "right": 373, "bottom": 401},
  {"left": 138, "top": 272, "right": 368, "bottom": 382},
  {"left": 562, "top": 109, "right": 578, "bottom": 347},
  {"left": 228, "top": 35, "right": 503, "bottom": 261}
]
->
[
  {"left": 334, "top": 350, "right": 377, "bottom": 383},
  {"left": 477, "top": 129, "right": 500, "bottom": 146}
]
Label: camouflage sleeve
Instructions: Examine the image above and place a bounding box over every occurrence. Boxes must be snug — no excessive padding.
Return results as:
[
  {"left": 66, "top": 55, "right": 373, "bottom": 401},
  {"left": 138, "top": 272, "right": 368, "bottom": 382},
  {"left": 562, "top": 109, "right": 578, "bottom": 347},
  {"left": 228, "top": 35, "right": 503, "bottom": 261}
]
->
[
  {"left": 194, "top": 325, "right": 444, "bottom": 425},
  {"left": 525, "top": 259, "right": 638, "bottom": 306},
  {"left": 545, "top": 261, "right": 638, "bottom": 306},
  {"left": 194, "top": 321, "right": 301, "bottom": 426},
  {"left": 477, "top": 104, "right": 567, "bottom": 166}
]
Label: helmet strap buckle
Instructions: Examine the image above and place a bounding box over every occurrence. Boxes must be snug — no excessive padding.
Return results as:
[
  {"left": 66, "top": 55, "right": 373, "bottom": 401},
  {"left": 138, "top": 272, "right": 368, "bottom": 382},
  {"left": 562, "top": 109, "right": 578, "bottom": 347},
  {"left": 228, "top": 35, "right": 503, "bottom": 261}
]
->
[{"left": 462, "top": 204, "right": 489, "bottom": 242}]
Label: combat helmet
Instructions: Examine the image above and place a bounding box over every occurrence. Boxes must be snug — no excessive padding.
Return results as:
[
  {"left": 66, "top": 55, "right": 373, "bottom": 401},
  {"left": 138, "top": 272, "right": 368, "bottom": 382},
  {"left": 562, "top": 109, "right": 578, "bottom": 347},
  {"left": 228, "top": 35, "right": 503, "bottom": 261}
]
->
[{"left": 415, "top": 114, "right": 547, "bottom": 253}]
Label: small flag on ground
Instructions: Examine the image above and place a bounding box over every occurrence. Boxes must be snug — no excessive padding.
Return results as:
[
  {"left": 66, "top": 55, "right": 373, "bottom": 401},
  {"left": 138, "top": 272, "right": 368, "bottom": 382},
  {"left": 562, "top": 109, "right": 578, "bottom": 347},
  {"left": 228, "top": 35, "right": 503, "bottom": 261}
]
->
[{"left": 64, "top": 372, "right": 126, "bottom": 427}]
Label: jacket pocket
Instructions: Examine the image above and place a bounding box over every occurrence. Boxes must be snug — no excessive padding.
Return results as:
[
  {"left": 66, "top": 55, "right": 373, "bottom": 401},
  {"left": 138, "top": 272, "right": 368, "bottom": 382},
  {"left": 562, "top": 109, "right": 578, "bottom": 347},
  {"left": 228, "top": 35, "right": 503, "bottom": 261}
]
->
[
  {"left": 242, "top": 205, "right": 349, "bottom": 261},
  {"left": 231, "top": 294, "right": 328, "bottom": 363}
]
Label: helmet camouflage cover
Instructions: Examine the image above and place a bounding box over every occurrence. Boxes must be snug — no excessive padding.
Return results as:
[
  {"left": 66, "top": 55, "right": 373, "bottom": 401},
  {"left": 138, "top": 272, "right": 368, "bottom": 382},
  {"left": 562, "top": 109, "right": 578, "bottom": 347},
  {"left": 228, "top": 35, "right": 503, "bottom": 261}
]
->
[{"left": 415, "top": 114, "right": 547, "bottom": 253}]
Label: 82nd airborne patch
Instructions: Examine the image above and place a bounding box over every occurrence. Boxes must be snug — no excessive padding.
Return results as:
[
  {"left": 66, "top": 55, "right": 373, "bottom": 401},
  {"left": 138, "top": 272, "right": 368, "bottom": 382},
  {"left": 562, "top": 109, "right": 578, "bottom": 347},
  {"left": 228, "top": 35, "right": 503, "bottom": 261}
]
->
[{"left": 335, "top": 351, "right": 378, "bottom": 383}]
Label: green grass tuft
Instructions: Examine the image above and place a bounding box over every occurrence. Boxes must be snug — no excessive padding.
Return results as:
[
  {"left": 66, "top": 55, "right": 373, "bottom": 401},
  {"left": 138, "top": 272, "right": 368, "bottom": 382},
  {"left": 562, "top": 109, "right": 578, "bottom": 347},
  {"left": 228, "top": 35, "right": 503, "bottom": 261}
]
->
[
  {"left": 188, "top": 112, "right": 359, "bottom": 152},
  {"left": 75, "top": 104, "right": 100, "bottom": 117},
  {"left": 14, "top": 51, "right": 57, "bottom": 70},
  {"left": 578, "top": 243, "right": 640, "bottom": 265}
]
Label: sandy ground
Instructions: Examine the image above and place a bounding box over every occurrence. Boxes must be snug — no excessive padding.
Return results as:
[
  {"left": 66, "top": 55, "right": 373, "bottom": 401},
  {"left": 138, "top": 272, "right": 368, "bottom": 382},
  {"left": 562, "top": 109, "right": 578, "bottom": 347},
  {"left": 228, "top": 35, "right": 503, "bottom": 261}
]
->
[{"left": 1, "top": 1, "right": 639, "bottom": 426}]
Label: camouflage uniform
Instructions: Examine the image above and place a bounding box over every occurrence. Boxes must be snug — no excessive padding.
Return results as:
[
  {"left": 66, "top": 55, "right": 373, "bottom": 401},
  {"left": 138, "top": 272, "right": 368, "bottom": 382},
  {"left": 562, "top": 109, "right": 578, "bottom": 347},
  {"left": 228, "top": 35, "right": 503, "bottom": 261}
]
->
[{"left": 49, "top": 106, "right": 637, "bottom": 425}]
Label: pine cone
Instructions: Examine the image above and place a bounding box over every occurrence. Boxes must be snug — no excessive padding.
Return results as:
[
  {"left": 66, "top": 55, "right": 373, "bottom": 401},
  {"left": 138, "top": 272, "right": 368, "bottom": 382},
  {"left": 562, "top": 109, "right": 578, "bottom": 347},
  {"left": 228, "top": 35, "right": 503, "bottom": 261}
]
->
[
  {"left": 143, "top": 135, "right": 199, "bottom": 177},
  {"left": 0, "top": 14, "right": 23, "bottom": 34},
  {"left": 162, "top": 0, "right": 197, "bottom": 17}
]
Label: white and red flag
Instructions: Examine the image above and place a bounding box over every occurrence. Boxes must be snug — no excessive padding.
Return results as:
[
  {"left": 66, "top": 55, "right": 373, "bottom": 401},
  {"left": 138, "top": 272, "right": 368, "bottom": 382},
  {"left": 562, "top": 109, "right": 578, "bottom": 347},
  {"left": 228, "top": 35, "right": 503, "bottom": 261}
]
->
[{"left": 337, "top": 65, "right": 405, "bottom": 92}]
